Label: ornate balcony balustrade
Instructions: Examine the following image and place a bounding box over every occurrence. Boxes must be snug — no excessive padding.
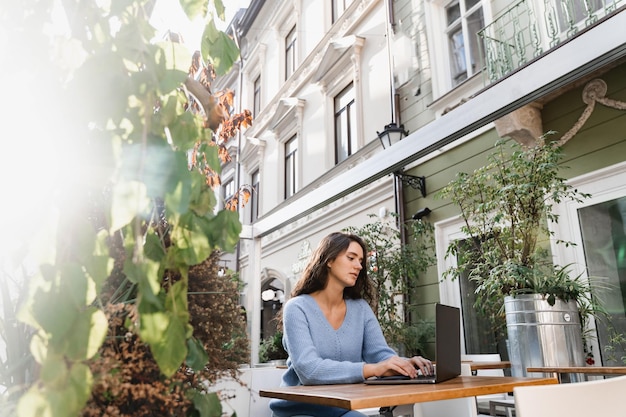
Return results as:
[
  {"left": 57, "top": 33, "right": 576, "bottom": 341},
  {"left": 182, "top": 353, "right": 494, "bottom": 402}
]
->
[{"left": 478, "top": 0, "right": 624, "bottom": 83}]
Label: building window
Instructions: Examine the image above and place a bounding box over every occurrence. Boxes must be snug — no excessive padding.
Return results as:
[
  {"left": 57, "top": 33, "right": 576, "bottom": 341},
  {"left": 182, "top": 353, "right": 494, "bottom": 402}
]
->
[
  {"left": 223, "top": 178, "right": 235, "bottom": 210},
  {"left": 334, "top": 83, "right": 357, "bottom": 164},
  {"left": 250, "top": 169, "right": 260, "bottom": 223},
  {"left": 332, "top": 0, "right": 354, "bottom": 23},
  {"left": 284, "top": 135, "right": 298, "bottom": 199},
  {"left": 285, "top": 26, "right": 297, "bottom": 80},
  {"left": 445, "top": 0, "right": 484, "bottom": 86},
  {"left": 456, "top": 239, "right": 505, "bottom": 355},
  {"left": 253, "top": 75, "right": 261, "bottom": 117}
]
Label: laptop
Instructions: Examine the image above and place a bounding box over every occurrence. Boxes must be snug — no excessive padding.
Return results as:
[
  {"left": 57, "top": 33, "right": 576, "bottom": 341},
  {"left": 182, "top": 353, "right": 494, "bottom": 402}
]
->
[{"left": 365, "top": 303, "right": 461, "bottom": 384}]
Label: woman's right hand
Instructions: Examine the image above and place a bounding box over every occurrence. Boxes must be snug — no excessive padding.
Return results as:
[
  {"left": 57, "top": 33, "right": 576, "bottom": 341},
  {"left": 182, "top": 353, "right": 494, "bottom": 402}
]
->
[{"left": 364, "top": 355, "right": 426, "bottom": 379}]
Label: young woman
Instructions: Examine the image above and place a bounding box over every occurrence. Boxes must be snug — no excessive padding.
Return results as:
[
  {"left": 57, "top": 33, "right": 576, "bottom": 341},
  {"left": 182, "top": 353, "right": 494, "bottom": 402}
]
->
[{"left": 269, "top": 232, "right": 433, "bottom": 417}]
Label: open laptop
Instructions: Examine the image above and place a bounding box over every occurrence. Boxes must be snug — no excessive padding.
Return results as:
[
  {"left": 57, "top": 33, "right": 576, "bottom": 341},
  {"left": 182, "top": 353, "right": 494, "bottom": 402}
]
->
[{"left": 365, "top": 303, "right": 461, "bottom": 384}]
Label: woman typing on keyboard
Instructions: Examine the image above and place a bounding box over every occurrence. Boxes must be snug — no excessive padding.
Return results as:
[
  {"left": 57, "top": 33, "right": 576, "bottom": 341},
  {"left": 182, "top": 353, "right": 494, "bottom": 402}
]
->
[{"left": 269, "top": 232, "right": 433, "bottom": 417}]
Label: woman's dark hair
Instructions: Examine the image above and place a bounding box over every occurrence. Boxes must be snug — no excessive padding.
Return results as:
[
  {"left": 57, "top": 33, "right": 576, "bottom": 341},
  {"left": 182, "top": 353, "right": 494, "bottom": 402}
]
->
[{"left": 291, "top": 232, "right": 374, "bottom": 303}]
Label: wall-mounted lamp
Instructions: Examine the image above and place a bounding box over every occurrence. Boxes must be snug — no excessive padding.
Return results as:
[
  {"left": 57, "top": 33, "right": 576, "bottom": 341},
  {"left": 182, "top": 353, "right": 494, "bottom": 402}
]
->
[
  {"left": 395, "top": 171, "right": 426, "bottom": 198},
  {"left": 377, "top": 122, "right": 409, "bottom": 149},
  {"left": 412, "top": 207, "right": 431, "bottom": 220},
  {"left": 377, "top": 122, "right": 426, "bottom": 197}
]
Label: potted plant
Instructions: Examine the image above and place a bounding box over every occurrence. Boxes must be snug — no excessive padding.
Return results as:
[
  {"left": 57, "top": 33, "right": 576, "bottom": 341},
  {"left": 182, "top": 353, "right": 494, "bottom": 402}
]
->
[
  {"left": 259, "top": 331, "right": 288, "bottom": 364},
  {"left": 437, "top": 135, "right": 599, "bottom": 377}
]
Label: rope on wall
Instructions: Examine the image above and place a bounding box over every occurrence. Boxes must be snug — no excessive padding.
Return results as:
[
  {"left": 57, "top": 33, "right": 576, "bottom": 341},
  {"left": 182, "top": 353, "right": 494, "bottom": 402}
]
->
[{"left": 557, "top": 79, "right": 626, "bottom": 146}]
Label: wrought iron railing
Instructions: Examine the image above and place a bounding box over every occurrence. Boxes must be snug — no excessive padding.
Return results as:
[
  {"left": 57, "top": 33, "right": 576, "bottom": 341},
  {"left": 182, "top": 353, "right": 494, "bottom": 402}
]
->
[{"left": 478, "top": 0, "right": 625, "bottom": 83}]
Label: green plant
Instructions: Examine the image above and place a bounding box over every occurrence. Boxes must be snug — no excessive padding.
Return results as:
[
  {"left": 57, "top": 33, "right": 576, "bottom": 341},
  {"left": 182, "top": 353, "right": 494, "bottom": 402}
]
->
[
  {"left": 437, "top": 137, "right": 592, "bottom": 308},
  {"left": 259, "top": 331, "right": 288, "bottom": 363},
  {"left": 0, "top": 265, "right": 36, "bottom": 417},
  {"left": 344, "top": 213, "right": 435, "bottom": 356},
  {"left": 6, "top": 1, "right": 250, "bottom": 416},
  {"left": 80, "top": 251, "right": 249, "bottom": 417},
  {"left": 604, "top": 330, "right": 626, "bottom": 366}
]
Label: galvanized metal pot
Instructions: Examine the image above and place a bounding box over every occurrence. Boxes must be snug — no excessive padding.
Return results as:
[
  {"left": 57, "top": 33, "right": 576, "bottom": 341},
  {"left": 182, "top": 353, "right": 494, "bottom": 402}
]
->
[{"left": 505, "top": 294, "right": 585, "bottom": 381}]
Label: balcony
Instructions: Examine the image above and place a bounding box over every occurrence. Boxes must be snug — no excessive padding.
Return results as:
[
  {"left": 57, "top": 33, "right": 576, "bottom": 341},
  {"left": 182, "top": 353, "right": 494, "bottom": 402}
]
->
[{"left": 478, "top": 0, "right": 625, "bottom": 83}]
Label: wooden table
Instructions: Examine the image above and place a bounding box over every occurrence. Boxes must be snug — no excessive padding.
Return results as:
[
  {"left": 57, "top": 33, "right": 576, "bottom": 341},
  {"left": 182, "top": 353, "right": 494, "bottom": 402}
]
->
[
  {"left": 259, "top": 375, "right": 557, "bottom": 410},
  {"left": 527, "top": 366, "right": 626, "bottom": 382},
  {"left": 469, "top": 361, "right": 511, "bottom": 372}
]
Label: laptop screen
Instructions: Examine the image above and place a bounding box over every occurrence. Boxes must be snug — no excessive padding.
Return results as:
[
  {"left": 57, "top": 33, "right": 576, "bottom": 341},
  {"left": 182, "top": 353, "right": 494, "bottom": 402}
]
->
[{"left": 432, "top": 303, "right": 461, "bottom": 382}]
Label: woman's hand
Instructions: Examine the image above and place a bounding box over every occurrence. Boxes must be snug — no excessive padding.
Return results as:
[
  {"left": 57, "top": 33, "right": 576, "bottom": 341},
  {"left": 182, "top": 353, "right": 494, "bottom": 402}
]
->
[
  {"left": 363, "top": 355, "right": 433, "bottom": 379},
  {"left": 407, "top": 355, "right": 435, "bottom": 377}
]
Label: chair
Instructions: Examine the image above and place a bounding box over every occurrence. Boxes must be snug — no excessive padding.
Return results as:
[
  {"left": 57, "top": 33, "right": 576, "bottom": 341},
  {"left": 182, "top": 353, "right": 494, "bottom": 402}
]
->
[
  {"left": 514, "top": 375, "right": 626, "bottom": 417},
  {"left": 461, "top": 354, "right": 515, "bottom": 417},
  {"left": 413, "top": 362, "right": 479, "bottom": 417},
  {"left": 248, "top": 366, "right": 287, "bottom": 417}
]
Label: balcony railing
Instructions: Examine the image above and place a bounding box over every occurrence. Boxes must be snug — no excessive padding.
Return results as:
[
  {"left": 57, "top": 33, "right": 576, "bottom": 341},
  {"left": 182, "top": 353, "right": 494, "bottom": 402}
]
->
[{"left": 478, "top": 0, "right": 625, "bottom": 83}]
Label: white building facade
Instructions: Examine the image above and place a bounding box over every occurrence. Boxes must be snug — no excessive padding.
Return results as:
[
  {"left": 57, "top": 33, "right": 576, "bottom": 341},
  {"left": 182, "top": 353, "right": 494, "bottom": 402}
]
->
[{"left": 217, "top": 0, "right": 626, "bottom": 366}]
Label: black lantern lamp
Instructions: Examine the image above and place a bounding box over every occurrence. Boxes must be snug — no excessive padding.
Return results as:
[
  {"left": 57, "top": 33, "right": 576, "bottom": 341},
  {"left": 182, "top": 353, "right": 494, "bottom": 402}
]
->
[
  {"left": 377, "top": 122, "right": 427, "bottom": 198},
  {"left": 377, "top": 122, "right": 409, "bottom": 149}
]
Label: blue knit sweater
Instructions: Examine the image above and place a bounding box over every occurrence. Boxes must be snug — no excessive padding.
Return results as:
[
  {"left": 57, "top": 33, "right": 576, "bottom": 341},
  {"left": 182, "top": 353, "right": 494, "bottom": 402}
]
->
[{"left": 268, "top": 294, "right": 396, "bottom": 417}]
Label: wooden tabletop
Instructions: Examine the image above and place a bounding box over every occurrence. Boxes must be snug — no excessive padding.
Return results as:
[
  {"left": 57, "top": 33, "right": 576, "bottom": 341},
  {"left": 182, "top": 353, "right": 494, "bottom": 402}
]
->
[
  {"left": 469, "top": 361, "right": 511, "bottom": 371},
  {"left": 527, "top": 366, "right": 626, "bottom": 375},
  {"left": 259, "top": 375, "right": 557, "bottom": 410}
]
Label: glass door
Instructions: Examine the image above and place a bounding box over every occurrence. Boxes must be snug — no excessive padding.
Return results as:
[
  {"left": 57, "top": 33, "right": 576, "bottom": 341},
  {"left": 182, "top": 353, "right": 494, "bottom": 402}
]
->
[
  {"left": 551, "top": 162, "right": 626, "bottom": 366},
  {"left": 577, "top": 197, "right": 626, "bottom": 365}
]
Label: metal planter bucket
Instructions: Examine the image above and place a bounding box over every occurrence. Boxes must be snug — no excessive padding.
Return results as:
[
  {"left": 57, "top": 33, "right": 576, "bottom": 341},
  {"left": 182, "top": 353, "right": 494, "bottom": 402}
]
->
[{"left": 505, "top": 294, "right": 585, "bottom": 381}]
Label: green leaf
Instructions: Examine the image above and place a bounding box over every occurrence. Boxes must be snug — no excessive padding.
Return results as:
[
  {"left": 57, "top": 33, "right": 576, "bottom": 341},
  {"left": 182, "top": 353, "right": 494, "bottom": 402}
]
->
[
  {"left": 155, "top": 41, "right": 191, "bottom": 93},
  {"left": 40, "top": 355, "right": 68, "bottom": 389},
  {"left": 110, "top": 181, "right": 149, "bottom": 232},
  {"left": 69, "top": 51, "right": 131, "bottom": 125},
  {"left": 169, "top": 214, "right": 213, "bottom": 265},
  {"left": 65, "top": 307, "right": 108, "bottom": 361},
  {"left": 150, "top": 311, "right": 188, "bottom": 377},
  {"left": 121, "top": 142, "right": 183, "bottom": 199},
  {"left": 166, "top": 280, "right": 189, "bottom": 320},
  {"left": 17, "top": 386, "right": 51, "bottom": 417},
  {"left": 165, "top": 174, "right": 192, "bottom": 217},
  {"left": 168, "top": 110, "right": 205, "bottom": 150},
  {"left": 30, "top": 277, "right": 75, "bottom": 343},
  {"left": 29, "top": 333, "right": 48, "bottom": 365},
  {"left": 213, "top": 0, "right": 226, "bottom": 21},
  {"left": 124, "top": 255, "right": 161, "bottom": 297},
  {"left": 200, "top": 20, "right": 239, "bottom": 76},
  {"left": 186, "top": 337, "right": 209, "bottom": 371},
  {"left": 178, "top": 0, "right": 208, "bottom": 21},
  {"left": 144, "top": 233, "right": 166, "bottom": 262},
  {"left": 68, "top": 363, "right": 94, "bottom": 410},
  {"left": 201, "top": 210, "right": 242, "bottom": 253},
  {"left": 192, "top": 391, "right": 223, "bottom": 417},
  {"left": 159, "top": 90, "right": 186, "bottom": 127},
  {"left": 17, "top": 362, "right": 93, "bottom": 417},
  {"left": 139, "top": 311, "right": 169, "bottom": 345},
  {"left": 60, "top": 263, "right": 91, "bottom": 307}
]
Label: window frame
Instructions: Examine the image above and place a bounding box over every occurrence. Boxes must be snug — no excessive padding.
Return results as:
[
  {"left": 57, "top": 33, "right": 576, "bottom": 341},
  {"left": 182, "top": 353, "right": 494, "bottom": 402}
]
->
[
  {"left": 250, "top": 169, "right": 260, "bottom": 223},
  {"left": 332, "top": 0, "right": 355, "bottom": 23},
  {"left": 285, "top": 25, "right": 297, "bottom": 81},
  {"left": 444, "top": 0, "right": 485, "bottom": 87},
  {"left": 222, "top": 177, "right": 236, "bottom": 210},
  {"left": 284, "top": 135, "right": 298, "bottom": 199},
  {"left": 334, "top": 82, "right": 357, "bottom": 164},
  {"left": 253, "top": 75, "right": 261, "bottom": 118},
  {"left": 315, "top": 36, "right": 365, "bottom": 168},
  {"left": 425, "top": 0, "right": 492, "bottom": 102}
]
